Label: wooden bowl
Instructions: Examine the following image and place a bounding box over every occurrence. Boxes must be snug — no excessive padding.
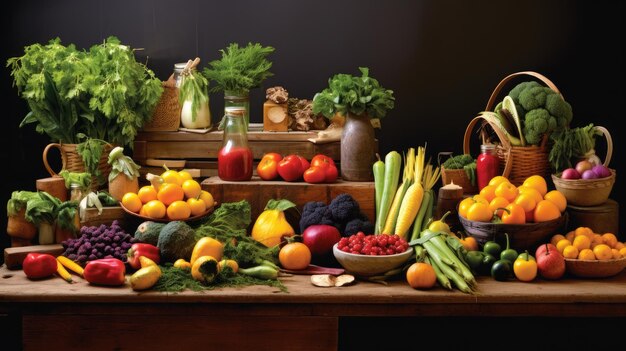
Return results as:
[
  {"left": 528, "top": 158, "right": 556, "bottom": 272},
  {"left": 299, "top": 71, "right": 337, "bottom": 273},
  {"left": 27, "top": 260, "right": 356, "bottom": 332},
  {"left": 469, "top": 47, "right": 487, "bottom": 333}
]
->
[
  {"left": 565, "top": 257, "right": 626, "bottom": 278},
  {"left": 332, "top": 244, "right": 413, "bottom": 277},
  {"left": 458, "top": 213, "right": 566, "bottom": 251}
]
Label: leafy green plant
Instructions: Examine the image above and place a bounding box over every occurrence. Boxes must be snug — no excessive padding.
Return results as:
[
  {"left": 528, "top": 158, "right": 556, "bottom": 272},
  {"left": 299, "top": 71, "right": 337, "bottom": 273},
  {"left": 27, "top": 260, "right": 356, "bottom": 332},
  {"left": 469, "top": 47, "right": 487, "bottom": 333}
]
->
[
  {"left": 7, "top": 36, "right": 163, "bottom": 184},
  {"left": 203, "top": 42, "right": 275, "bottom": 95},
  {"left": 312, "top": 67, "right": 395, "bottom": 119}
]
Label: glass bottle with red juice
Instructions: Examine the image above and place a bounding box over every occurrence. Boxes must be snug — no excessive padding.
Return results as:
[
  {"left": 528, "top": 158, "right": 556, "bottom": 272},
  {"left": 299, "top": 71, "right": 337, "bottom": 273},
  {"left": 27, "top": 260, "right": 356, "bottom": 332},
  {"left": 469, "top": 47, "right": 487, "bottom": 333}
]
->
[
  {"left": 476, "top": 144, "right": 499, "bottom": 191},
  {"left": 217, "top": 107, "right": 253, "bottom": 181}
]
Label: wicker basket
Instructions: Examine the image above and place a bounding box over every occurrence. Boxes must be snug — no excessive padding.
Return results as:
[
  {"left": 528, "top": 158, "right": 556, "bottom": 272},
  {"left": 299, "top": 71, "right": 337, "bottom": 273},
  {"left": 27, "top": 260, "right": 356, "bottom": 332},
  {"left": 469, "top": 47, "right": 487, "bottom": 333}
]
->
[
  {"left": 550, "top": 126, "right": 614, "bottom": 206},
  {"left": 441, "top": 166, "right": 478, "bottom": 195},
  {"left": 458, "top": 213, "right": 566, "bottom": 251},
  {"left": 43, "top": 143, "right": 113, "bottom": 191},
  {"left": 464, "top": 71, "right": 563, "bottom": 186},
  {"left": 142, "top": 84, "right": 181, "bottom": 132}
]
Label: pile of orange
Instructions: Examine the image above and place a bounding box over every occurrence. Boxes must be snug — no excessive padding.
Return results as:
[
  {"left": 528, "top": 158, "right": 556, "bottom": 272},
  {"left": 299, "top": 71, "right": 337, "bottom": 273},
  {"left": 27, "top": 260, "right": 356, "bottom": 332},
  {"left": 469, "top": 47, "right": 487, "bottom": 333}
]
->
[
  {"left": 550, "top": 227, "right": 626, "bottom": 261},
  {"left": 121, "top": 169, "right": 215, "bottom": 220},
  {"left": 458, "top": 175, "right": 567, "bottom": 224}
]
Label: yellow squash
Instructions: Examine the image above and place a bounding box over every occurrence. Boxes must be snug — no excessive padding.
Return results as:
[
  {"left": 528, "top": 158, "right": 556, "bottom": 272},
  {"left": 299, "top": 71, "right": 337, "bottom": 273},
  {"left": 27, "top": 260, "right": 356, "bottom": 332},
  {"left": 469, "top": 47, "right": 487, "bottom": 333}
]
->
[
  {"left": 251, "top": 199, "right": 296, "bottom": 247},
  {"left": 190, "top": 237, "right": 224, "bottom": 265}
]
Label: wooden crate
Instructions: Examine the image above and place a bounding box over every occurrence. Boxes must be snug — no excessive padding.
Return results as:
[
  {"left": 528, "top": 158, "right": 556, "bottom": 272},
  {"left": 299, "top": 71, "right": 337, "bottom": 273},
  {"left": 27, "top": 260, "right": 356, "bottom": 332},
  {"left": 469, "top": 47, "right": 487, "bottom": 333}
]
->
[
  {"left": 133, "top": 126, "right": 341, "bottom": 178},
  {"left": 201, "top": 176, "right": 375, "bottom": 233}
]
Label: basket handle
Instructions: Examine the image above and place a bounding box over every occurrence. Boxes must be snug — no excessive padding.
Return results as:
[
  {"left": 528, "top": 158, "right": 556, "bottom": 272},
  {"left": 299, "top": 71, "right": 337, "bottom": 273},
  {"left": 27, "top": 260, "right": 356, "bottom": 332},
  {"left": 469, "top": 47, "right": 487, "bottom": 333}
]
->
[
  {"left": 42, "top": 143, "right": 66, "bottom": 177},
  {"left": 485, "top": 71, "right": 563, "bottom": 110},
  {"left": 463, "top": 115, "right": 513, "bottom": 178},
  {"left": 594, "top": 126, "right": 613, "bottom": 167}
]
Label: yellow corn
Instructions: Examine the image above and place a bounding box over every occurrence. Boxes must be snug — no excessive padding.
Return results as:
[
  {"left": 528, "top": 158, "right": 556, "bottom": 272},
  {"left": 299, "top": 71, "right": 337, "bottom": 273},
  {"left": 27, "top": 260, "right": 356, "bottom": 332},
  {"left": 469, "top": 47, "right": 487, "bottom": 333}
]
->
[
  {"left": 57, "top": 255, "right": 84, "bottom": 276},
  {"left": 56, "top": 260, "right": 73, "bottom": 283},
  {"left": 394, "top": 182, "right": 424, "bottom": 239}
]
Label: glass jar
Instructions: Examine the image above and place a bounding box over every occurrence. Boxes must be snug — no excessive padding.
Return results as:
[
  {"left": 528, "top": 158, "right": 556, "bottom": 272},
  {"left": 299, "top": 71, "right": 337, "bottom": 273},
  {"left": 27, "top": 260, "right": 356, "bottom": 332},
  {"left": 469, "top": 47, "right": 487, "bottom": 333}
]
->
[
  {"left": 217, "top": 107, "right": 253, "bottom": 181},
  {"left": 173, "top": 62, "right": 187, "bottom": 88},
  {"left": 476, "top": 144, "right": 499, "bottom": 191},
  {"left": 70, "top": 183, "right": 86, "bottom": 202},
  {"left": 224, "top": 90, "right": 250, "bottom": 129}
]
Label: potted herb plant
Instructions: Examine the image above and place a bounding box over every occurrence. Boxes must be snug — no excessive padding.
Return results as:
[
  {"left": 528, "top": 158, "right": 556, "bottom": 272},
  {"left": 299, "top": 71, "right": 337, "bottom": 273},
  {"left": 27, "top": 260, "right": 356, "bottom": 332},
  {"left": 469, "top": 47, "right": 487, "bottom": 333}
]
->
[
  {"left": 203, "top": 42, "right": 275, "bottom": 128},
  {"left": 7, "top": 36, "right": 163, "bottom": 188},
  {"left": 312, "top": 67, "right": 395, "bottom": 181}
]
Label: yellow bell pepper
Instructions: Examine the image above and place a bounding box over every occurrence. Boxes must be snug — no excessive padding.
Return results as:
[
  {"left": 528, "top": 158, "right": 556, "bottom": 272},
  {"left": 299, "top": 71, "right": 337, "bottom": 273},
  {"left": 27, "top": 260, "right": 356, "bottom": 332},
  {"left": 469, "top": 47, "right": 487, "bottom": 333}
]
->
[{"left": 190, "top": 237, "right": 224, "bottom": 265}]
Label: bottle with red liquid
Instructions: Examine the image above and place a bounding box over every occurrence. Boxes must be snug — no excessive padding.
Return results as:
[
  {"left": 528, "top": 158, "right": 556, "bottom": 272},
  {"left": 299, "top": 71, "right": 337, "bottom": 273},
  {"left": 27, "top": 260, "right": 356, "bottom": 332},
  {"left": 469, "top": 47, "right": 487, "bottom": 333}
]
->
[
  {"left": 217, "top": 107, "right": 253, "bottom": 181},
  {"left": 476, "top": 144, "right": 499, "bottom": 191}
]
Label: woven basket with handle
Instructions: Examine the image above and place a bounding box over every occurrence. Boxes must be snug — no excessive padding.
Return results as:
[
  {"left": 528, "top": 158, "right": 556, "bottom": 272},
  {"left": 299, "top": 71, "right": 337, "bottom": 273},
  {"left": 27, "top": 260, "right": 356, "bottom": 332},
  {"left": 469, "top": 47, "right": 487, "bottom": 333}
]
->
[
  {"left": 464, "top": 71, "right": 563, "bottom": 186},
  {"left": 43, "top": 143, "right": 113, "bottom": 192},
  {"left": 142, "top": 75, "right": 181, "bottom": 132}
]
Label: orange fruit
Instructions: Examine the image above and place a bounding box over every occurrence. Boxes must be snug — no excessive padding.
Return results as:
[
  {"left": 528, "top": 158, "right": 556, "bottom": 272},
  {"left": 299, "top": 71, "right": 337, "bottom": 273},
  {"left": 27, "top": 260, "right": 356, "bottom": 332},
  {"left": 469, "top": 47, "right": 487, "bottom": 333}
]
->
[
  {"left": 601, "top": 233, "right": 618, "bottom": 248},
  {"left": 620, "top": 247, "right": 626, "bottom": 257},
  {"left": 488, "top": 175, "right": 510, "bottom": 188},
  {"left": 199, "top": 190, "right": 215, "bottom": 209},
  {"left": 550, "top": 234, "right": 566, "bottom": 246},
  {"left": 611, "top": 249, "right": 622, "bottom": 260},
  {"left": 187, "top": 197, "right": 207, "bottom": 216},
  {"left": 592, "top": 234, "right": 604, "bottom": 245},
  {"left": 479, "top": 185, "right": 497, "bottom": 203},
  {"left": 161, "top": 168, "right": 182, "bottom": 186},
  {"left": 533, "top": 200, "right": 560, "bottom": 222},
  {"left": 522, "top": 175, "right": 548, "bottom": 197},
  {"left": 139, "top": 205, "right": 148, "bottom": 217},
  {"left": 556, "top": 239, "right": 572, "bottom": 254},
  {"left": 494, "top": 181, "right": 518, "bottom": 202},
  {"left": 279, "top": 242, "right": 311, "bottom": 270},
  {"left": 489, "top": 196, "right": 510, "bottom": 218},
  {"left": 574, "top": 227, "right": 594, "bottom": 241},
  {"left": 614, "top": 242, "right": 625, "bottom": 250},
  {"left": 572, "top": 235, "right": 591, "bottom": 251},
  {"left": 406, "top": 262, "right": 437, "bottom": 289},
  {"left": 179, "top": 170, "right": 193, "bottom": 182},
  {"left": 166, "top": 200, "right": 191, "bottom": 220},
  {"left": 565, "top": 231, "right": 576, "bottom": 243},
  {"left": 182, "top": 179, "right": 202, "bottom": 199},
  {"left": 137, "top": 185, "right": 158, "bottom": 204},
  {"left": 544, "top": 190, "right": 567, "bottom": 213},
  {"left": 593, "top": 244, "right": 613, "bottom": 261},
  {"left": 157, "top": 183, "right": 185, "bottom": 206},
  {"left": 562, "top": 245, "right": 579, "bottom": 259},
  {"left": 578, "top": 248, "right": 596, "bottom": 260},
  {"left": 458, "top": 197, "right": 476, "bottom": 219},
  {"left": 122, "top": 193, "right": 142, "bottom": 213},
  {"left": 143, "top": 200, "right": 166, "bottom": 219}
]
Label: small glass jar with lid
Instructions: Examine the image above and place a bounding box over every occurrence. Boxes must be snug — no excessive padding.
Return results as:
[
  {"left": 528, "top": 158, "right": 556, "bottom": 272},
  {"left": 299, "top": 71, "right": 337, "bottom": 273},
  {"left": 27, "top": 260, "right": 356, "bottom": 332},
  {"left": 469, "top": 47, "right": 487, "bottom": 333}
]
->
[
  {"left": 173, "top": 62, "right": 187, "bottom": 88},
  {"left": 217, "top": 107, "right": 253, "bottom": 181},
  {"left": 70, "top": 183, "right": 87, "bottom": 202}
]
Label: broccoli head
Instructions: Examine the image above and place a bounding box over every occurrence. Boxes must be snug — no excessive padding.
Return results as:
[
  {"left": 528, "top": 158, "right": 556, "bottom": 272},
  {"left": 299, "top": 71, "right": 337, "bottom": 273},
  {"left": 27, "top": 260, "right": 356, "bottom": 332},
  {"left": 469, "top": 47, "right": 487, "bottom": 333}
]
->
[
  {"left": 299, "top": 201, "right": 334, "bottom": 233},
  {"left": 506, "top": 81, "right": 573, "bottom": 145},
  {"left": 344, "top": 217, "right": 374, "bottom": 237}
]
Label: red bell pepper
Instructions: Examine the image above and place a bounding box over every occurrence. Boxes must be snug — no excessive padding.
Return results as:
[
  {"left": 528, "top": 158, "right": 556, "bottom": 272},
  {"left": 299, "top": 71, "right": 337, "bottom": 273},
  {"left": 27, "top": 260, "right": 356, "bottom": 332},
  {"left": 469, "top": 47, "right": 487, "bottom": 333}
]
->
[
  {"left": 127, "top": 243, "right": 160, "bottom": 270},
  {"left": 23, "top": 253, "right": 58, "bottom": 279},
  {"left": 83, "top": 258, "right": 126, "bottom": 286}
]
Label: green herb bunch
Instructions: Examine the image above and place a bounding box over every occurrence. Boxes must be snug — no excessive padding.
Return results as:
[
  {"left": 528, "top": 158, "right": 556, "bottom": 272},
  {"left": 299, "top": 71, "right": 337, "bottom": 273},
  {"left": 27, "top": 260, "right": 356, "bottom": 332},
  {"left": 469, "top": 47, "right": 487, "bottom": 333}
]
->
[
  {"left": 7, "top": 36, "right": 163, "bottom": 147},
  {"left": 312, "top": 67, "right": 395, "bottom": 119},
  {"left": 203, "top": 42, "right": 275, "bottom": 95},
  {"left": 179, "top": 69, "right": 209, "bottom": 122},
  {"left": 548, "top": 123, "right": 600, "bottom": 172}
]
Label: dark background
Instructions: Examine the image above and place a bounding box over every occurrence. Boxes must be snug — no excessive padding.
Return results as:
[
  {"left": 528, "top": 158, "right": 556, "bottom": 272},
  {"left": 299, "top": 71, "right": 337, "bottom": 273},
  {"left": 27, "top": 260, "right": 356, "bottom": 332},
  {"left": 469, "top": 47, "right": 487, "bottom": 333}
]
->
[
  {"left": 0, "top": 0, "right": 624, "bottom": 349},
  {"left": 2, "top": 0, "right": 623, "bottom": 254}
]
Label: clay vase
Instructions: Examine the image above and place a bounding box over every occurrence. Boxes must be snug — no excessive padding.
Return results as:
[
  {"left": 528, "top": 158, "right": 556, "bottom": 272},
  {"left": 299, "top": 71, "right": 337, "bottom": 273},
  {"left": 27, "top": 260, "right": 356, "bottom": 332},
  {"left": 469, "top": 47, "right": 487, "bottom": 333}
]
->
[{"left": 340, "top": 113, "right": 376, "bottom": 181}]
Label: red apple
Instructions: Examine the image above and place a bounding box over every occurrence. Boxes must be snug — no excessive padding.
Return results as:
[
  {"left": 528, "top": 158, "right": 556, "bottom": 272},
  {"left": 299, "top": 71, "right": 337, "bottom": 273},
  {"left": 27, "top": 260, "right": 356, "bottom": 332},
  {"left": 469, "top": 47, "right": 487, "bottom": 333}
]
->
[{"left": 535, "top": 243, "right": 565, "bottom": 280}]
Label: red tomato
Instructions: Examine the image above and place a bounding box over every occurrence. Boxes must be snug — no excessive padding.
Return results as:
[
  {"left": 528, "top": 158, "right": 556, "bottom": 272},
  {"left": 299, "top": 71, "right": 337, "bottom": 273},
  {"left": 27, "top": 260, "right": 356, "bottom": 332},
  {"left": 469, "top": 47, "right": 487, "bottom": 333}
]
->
[
  {"left": 261, "top": 152, "right": 283, "bottom": 163},
  {"left": 257, "top": 158, "right": 279, "bottom": 180},
  {"left": 324, "top": 164, "right": 338, "bottom": 183},
  {"left": 303, "top": 166, "right": 326, "bottom": 183},
  {"left": 310, "top": 154, "right": 336, "bottom": 168},
  {"left": 297, "top": 155, "right": 310, "bottom": 174},
  {"left": 277, "top": 155, "right": 304, "bottom": 182}
]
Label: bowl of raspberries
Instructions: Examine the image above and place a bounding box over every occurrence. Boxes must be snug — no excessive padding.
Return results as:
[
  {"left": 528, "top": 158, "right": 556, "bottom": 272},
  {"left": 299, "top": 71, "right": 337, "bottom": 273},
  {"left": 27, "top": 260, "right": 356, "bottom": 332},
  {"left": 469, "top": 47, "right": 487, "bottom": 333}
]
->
[{"left": 333, "top": 232, "right": 413, "bottom": 276}]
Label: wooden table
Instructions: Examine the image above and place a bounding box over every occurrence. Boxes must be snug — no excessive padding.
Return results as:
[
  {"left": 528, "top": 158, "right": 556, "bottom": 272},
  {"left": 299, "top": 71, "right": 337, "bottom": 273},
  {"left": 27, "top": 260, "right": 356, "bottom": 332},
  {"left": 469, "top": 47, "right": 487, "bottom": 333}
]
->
[{"left": 1, "top": 266, "right": 625, "bottom": 350}]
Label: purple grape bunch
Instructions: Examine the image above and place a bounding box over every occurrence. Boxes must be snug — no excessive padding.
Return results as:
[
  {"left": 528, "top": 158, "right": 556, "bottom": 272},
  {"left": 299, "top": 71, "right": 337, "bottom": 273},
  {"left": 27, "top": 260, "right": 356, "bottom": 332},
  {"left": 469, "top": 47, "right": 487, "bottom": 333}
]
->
[{"left": 61, "top": 220, "right": 138, "bottom": 265}]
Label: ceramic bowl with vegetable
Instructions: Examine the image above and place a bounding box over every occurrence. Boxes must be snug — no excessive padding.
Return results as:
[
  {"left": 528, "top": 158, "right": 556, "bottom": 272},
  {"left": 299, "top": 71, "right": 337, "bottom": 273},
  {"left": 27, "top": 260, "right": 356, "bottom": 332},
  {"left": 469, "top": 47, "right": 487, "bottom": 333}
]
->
[{"left": 332, "top": 233, "right": 413, "bottom": 276}]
